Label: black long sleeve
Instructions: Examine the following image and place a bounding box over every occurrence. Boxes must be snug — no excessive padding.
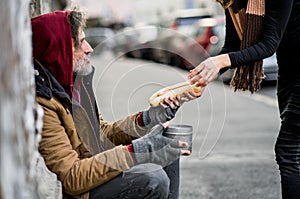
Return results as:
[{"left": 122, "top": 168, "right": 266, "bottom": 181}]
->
[{"left": 220, "top": 0, "right": 299, "bottom": 78}]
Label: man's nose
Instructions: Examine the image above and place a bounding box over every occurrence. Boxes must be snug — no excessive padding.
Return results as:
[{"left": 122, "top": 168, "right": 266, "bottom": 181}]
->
[{"left": 82, "top": 40, "right": 93, "bottom": 54}]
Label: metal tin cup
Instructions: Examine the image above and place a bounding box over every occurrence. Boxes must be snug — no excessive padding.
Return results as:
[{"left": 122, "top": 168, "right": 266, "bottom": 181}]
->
[{"left": 163, "top": 124, "right": 193, "bottom": 155}]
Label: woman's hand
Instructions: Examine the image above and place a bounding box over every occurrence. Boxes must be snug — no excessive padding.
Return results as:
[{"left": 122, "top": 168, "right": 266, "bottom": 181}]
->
[
  {"left": 175, "top": 87, "right": 204, "bottom": 104},
  {"left": 188, "top": 54, "right": 231, "bottom": 87}
]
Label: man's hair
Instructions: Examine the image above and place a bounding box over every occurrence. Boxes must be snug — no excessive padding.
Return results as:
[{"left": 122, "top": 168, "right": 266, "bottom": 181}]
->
[{"left": 69, "top": 6, "right": 87, "bottom": 49}]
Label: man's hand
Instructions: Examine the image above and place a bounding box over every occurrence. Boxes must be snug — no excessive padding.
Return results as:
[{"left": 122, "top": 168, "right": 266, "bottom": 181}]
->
[
  {"left": 132, "top": 124, "right": 190, "bottom": 167},
  {"left": 142, "top": 97, "right": 180, "bottom": 129}
]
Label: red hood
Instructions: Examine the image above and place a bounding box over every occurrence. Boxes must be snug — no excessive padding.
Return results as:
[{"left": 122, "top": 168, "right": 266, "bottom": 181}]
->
[{"left": 31, "top": 11, "right": 73, "bottom": 96}]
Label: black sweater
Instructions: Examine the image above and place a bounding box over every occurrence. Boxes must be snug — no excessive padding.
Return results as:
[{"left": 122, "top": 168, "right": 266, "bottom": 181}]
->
[{"left": 220, "top": 0, "right": 300, "bottom": 79}]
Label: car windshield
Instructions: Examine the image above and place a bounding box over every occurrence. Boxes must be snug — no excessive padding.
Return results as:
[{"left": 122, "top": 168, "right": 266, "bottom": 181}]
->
[
  {"left": 212, "top": 24, "right": 225, "bottom": 37},
  {"left": 175, "top": 15, "right": 212, "bottom": 35},
  {"left": 191, "top": 26, "right": 205, "bottom": 37},
  {"left": 176, "top": 17, "right": 204, "bottom": 26}
]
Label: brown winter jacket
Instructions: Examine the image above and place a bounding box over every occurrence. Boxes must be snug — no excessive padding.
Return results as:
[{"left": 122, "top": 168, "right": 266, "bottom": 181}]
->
[
  {"left": 37, "top": 96, "right": 148, "bottom": 199},
  {"left": 35, "top": 67, "right": 149, "bottom": 199}
]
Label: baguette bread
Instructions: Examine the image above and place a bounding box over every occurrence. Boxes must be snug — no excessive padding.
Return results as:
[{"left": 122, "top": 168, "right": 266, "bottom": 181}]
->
[{"left": 149, "top": 81, "right": 202, "bottom": 107}]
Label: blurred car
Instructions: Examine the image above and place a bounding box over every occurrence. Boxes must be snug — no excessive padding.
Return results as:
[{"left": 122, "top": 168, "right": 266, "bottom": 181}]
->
[
  {"left": 169, "top": 8, "right": 213, "bottom": 35},
  {"left": 220, "top": 53, "right": 279, "bottom": 84},
  {"left": 178, "top": 16, "right": 226, "bottom": 69},
  {"left": 113, "top": 25, "right": 158, "bottom": 59},
  {"left": 192, "top": 16, "right": 226, "bottom": 56},
  {"left": 151, "top": 15, "right": 225, "bottom": 70},
  {"left": 111, "top": 27, "right": 138, "bottom": 56},
  {"left": 150, "top": 9, "right": 213, "bottom": 68},
  {"left": 262, "top": 53, "right": 278, "bottom": 81},
  {"left": 84, "top": 27, "right": 116, "bottom": 55}
]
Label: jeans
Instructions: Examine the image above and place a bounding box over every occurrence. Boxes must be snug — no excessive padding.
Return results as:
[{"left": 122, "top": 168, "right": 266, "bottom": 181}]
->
[
  {"left": 89, "top": 159, "right": 180, "bottom": 199},
  {"left": 275, "top": 78, "right": 300, "bottom": 199}
]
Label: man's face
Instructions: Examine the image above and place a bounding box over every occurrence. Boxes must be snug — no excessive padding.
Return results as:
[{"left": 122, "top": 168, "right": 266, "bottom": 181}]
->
[{"left": 72, "top": 28, "right": 93, "bottom": 75}]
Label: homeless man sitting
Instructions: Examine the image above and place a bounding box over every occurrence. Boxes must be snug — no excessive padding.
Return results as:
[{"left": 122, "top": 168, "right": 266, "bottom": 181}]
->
[{"left": 32, "top": 7, "right": 199, "bottom": 199}]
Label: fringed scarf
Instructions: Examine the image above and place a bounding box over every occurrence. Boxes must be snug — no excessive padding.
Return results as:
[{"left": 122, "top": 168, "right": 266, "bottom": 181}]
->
[{"left": 217, "top": 0, "right": 265, "bottom": 93}]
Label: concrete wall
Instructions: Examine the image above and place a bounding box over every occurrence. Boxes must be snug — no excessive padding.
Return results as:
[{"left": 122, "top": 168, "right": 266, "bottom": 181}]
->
[
  {"left": 0, "top": 0, "right": 61, "bottom": 198},
  {"left": 0, "top": 0, "right": 38, "bottom": 197}
]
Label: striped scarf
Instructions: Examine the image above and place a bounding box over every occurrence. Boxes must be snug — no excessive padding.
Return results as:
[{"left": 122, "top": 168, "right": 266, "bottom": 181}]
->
[{"left": 217, "top": 0, "right": 265, "bottom": 93}]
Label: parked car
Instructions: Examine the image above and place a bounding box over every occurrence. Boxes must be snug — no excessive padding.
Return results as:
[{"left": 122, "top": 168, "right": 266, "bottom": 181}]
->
[
  {"left": 150, "top": 28, "right": 192, "bottom": 66},
  {"left": 178, "top": 16, "right": 226, "bottom": 69},
  {"left": 169, "top": 8, "right": 213, "bottom": 35},
  {"left": 112, "top": 25, "right": 158, "bottom": 59},
  {"left": 262, "top": 53, "right": 278, "bottom": 81},
  {"left": 150, "top": 9, "right": 213, "bottom": 68},
  {"left": 220, "top": 53, "right": 279, "bottom": 84},
  {"left": 191, "top": 16, "right": 226, "bottom": 56},
  {"left": 112, "top": 27, "right": 139, "bottom": 57},
  {"left": 84, "top": 27, "right": 116, "bottom": 55},
  {"left": 150, "top": 15, "right": 225, "bottom": 70}
]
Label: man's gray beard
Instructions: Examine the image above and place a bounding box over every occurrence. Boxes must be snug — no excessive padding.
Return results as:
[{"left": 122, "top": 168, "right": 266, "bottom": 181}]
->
[{"left": 73, "top": 57, "right": 93, "bottom": 76}]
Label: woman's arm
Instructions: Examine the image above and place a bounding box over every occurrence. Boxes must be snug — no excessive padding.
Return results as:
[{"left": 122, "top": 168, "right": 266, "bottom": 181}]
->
[
  {"left": 228, "top": 0, "right": 293, "bottom": 67},
  {"left": 189, "top": 0, "right": 294, "bottom": 86}
]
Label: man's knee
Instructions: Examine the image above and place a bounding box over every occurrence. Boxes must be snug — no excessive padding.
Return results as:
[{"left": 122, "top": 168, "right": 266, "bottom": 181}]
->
[
  {"left": 128, "top": 163, "right": 170, "bottom": 198},
  {"left": 145, "top": 166, "right": 170, "bottom": 193}
]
